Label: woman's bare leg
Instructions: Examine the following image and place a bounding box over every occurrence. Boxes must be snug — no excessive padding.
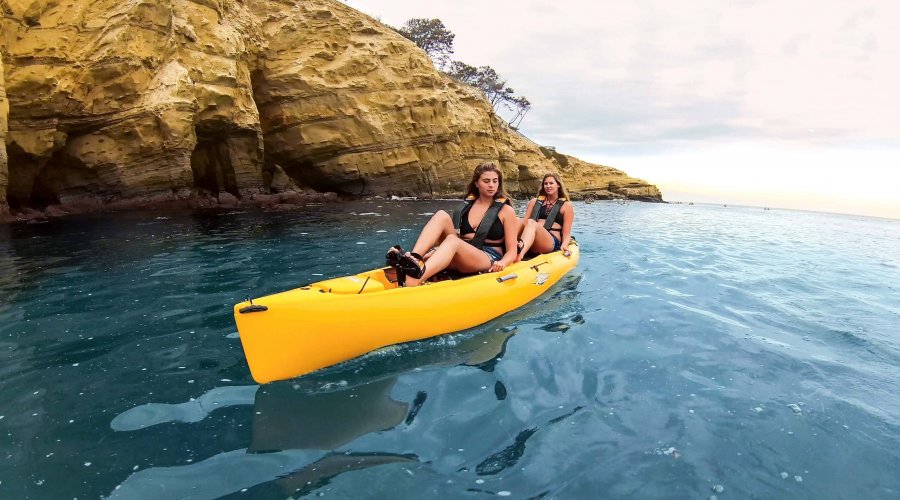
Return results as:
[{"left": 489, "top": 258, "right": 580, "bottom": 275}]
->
[
  {"left": 517, "top": 219, "right": 538, "bottom": 262},
  {"left": 410, "top": 210, "right": 456, "bottom": 256},
  {"left": 529, "top": 225, "right": 558, "bottom": 254},
  {"left": 516, "top": 217, "right": 527, "bottom": 238},
  {"left": 405, "top": 234, "right": 490, "bottom": 286}
]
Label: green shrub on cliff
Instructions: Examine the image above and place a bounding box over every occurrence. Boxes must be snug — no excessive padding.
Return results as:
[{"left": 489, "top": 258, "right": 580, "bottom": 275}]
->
[
  {"left": 396, "top": 18, "right": 455, "bottom": 70},
  {"left": 395, "top": 18, "right": 530, "bottom": 127}
]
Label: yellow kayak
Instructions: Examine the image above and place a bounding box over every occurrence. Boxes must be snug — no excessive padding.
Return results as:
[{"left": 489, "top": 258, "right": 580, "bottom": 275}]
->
[{"left": 233, "top": 241, "right": 580, "bottom": 383}]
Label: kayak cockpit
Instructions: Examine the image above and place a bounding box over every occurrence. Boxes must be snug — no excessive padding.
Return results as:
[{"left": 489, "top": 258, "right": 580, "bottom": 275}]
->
[
  {"left": 307, "top": 251, "right": 559, "bottom": 295},
  {"left": 307, "top": 269, "right": 396, "bottom": 294}
]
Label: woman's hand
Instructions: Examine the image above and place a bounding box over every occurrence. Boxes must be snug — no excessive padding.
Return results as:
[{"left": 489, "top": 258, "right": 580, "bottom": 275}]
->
[{"left": 490, "top": 261, "right": 507, "bottom": 272}]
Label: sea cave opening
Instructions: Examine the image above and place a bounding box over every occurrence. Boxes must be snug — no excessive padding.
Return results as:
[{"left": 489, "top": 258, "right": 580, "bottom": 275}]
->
[
  {"left": 190, "top": 132, "right": 239, "bottom": 197},
  {"left": 5, "top": 144, "right": 74, "bottom": 210}
]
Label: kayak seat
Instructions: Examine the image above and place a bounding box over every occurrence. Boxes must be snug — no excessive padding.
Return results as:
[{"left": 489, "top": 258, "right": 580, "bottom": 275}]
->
[{"left": 430, "top": 269, "right": 477, "bottom": 282}]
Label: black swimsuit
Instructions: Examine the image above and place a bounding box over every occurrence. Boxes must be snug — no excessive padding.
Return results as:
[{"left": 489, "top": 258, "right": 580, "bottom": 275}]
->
[
  {"left": 537, "top": 202, "right": 564, "bottom": 251},
  {"left": 459, "top": 202, "right": 506, "bottom": 263},
  {"left": 459, "top": 203, "right": 505, "bottom": 241},
  {"left": 537, "top": 204, "right": 565, "bottom": 227}
]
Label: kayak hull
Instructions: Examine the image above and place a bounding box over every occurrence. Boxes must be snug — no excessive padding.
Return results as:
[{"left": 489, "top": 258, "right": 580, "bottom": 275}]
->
[{"left": 233, "top": 242, "right": 579, "bottom": 383}]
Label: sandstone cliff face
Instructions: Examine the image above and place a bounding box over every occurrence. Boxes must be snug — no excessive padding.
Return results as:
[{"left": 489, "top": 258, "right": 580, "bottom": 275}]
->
[
  {"left": 0, "top": 0, "right": 660, "bottom": 220},
  {"left": 1, "top": 54, "right": 8, "bottom": 215}
]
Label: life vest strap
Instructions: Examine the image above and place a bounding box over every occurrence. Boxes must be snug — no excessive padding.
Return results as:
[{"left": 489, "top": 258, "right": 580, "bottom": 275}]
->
[
  {"left": 528, "top": 197, "right": 566, "bottom": 230},
  {"left": 453, "top": 196, "right": 508, "bottom": 250}
]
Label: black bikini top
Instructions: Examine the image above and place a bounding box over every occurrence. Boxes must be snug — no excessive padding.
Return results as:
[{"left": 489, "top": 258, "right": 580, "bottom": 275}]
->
[
  {"left": 529, "top": 196, "right": 566, "bottom": 229},
  {"left": 452, "top": 196, "right": 511, "bottom": 249}
]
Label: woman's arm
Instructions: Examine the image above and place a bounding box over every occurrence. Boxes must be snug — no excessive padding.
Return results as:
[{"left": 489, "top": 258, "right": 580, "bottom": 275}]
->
[{"left": 560, "top": 203, "right": 574, "bottom": 253}]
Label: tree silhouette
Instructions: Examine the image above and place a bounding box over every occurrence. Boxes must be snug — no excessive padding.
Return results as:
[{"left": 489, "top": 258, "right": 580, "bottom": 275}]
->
[
  {"left": 397, "top": 18, "right": 455, "bottom": 70},
  {"left": 398, "top": 18, "right": 531, "bottom": 126},
  {"left": 509, "top": 97, "right": 531, "bottom": 129}
]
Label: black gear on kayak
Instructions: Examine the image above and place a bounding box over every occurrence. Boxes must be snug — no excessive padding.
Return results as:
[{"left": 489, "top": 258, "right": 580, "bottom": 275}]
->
[
  {"left": 397, "top": 252, "right": 426, "bottom": 279},
  {"left": 385, "top": 245, "right": 407, "bottom": 287},
  {"left": 386, "top": 245, "right": 403, "bottom": 268}
]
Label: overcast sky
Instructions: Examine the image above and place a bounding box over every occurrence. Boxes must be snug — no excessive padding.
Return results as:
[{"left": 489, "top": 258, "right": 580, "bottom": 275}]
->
[{"left": 345, "top": 0, "right": 900, "bottom": 219}]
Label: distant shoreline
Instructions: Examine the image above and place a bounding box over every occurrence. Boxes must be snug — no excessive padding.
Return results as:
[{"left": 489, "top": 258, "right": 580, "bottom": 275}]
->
[{"left": 665, "top": 200, "right": 900, "bottom": 222}]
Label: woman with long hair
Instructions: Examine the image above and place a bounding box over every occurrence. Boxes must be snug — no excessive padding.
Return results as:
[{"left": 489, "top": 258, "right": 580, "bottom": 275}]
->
[
  {"left": 387, "top": 162, "right": 519, "bottom": 287},
  {"left": 516, "top": 173, "right": 574, "bottom": 262}
]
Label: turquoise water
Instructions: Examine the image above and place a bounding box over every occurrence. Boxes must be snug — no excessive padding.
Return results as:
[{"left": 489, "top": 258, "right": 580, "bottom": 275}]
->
[{"left": 1, "top": 201, "right": 899, "bottom": 499}]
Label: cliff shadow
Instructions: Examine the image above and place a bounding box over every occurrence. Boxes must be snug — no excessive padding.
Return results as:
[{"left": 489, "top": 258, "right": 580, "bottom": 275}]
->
[{"left": 5, "top": 142, "right": 103, "bottom": 210}]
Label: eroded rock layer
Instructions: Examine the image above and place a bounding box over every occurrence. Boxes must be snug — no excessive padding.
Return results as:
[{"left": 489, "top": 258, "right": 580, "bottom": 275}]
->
[
  {"left": 1, "top": 54, "right": 8, "bottom": 215},
  {"left": 0, "top": 0, "right": 660, "bottom": 220}
]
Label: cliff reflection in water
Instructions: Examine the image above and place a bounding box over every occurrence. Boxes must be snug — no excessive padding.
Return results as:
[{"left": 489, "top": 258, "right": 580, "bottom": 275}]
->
[
  {"left": 251, "top": 323, "right": 518, "bottom": 446},
  {"left": 250, "top": 377, "right": 408, "bottom": 453},
  {"left": 107, "top": 326, "right": 517, "bottom": 498}
]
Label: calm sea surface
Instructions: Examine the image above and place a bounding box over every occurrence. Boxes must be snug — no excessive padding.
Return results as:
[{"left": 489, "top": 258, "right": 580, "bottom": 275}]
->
[{"left": 1, "top": 200, "right": 899, "bottom": 499}]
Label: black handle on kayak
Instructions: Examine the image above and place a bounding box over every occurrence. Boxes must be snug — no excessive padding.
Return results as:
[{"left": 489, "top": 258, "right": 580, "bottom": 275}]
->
[
  {"left": 530, "top": 261, "right": 549, "bottom": 271},
  {"left": 496, "top": 273, "right": 518, "bottom": 283},
  {"left": 239, "top": 304, "right": 268, "bottom": 314},
  {"left": 239, "top": 298, "right": 268, "bottom": 314}
]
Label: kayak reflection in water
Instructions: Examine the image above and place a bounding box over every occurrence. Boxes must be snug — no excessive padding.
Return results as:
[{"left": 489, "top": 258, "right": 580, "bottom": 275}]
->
[
  {"left": 386, "top": 162, "right": 519, "bottom": 287},
  {"left": 516, "top": 173, "right": 574, "bottom": 262}
]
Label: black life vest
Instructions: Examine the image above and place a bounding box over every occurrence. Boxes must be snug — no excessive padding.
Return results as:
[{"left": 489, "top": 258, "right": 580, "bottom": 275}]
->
[
  {"left": 452, "top": 195, "right": 511, "bottom": 250},
  {"left": 528, "top": 195, "right": 566, "bottom": 230}
]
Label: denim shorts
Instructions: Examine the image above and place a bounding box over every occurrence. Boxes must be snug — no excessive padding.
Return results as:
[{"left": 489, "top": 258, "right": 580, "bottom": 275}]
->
[
  {"left": 550, "top": 234, "right": 561, "bottom": 252},
  {"left": 483, "top": 246, "right": 503, "bottom": 262}
]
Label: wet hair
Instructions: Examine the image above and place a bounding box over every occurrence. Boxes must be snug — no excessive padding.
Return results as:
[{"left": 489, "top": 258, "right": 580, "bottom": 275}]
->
[
  {"left": 538, "top": 173, "right": 569, "bottom": 200},
  {"left": 465, "top": 162, "right": 510, "bottom": 200}
]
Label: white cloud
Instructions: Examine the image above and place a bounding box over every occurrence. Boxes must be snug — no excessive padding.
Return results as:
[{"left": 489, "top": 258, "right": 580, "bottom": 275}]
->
[
  {"left": 597, "top": 144, "right": 900, "bottom": 219},
  {"left": 345, "top": 0, "right": 900, "bottom": 217}
]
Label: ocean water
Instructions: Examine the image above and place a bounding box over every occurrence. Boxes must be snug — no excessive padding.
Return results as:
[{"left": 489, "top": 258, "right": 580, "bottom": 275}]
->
[{"left": 1, "top": 200, "right": 898, "bottom": 499}]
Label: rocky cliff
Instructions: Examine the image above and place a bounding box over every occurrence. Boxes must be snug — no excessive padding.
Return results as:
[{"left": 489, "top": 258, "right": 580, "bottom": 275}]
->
[
  {"left": 0, "top": 0, "right": 661, "bottom": 221},
  {"left": 1, "top": 54, "right": 8, "bottom": 215}
]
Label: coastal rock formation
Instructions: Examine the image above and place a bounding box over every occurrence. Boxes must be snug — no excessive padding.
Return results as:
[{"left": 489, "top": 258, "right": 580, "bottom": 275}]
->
[
  {"left": 0, "top": 0, "right": 660, "bottom": 220},
  {"left": 1, "top": 55, "right": 7, "bottom": 215},
  {"left": 560, "top": 154, "right": 663, "bottom": 202}
]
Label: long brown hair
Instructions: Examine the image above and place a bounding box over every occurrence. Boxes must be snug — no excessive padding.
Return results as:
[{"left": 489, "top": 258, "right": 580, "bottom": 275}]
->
[
  {"left": 538, "top": 173, "right": 569, "bottom": 200},
  {"left": 465, "top": 162, "right": 509, "bottom": 200}
]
